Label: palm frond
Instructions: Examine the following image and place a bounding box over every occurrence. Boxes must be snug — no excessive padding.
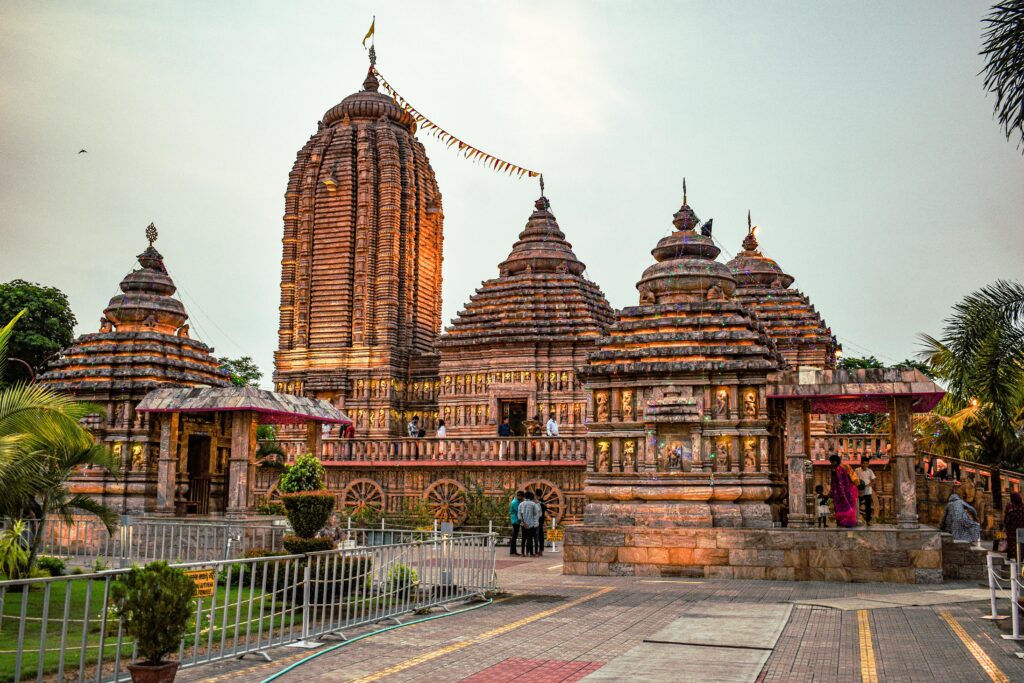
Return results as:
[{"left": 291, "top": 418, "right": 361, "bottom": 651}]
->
[{"left": 981, "top": 1, "right": 1024, "bottom": 149}]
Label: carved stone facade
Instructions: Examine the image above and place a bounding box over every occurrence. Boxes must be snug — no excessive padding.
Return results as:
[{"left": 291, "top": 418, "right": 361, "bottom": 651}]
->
[
  {"left": 579, "top": 191, "right": 785, "bottom": 529},
  {"left": 274, "top": 67, "right": 444, "bottom": 436},
  {"left": 437, "top": 196, "right": 615, "bottom": 436},
  {"left": 725, "top": 222, "right": 838, "bottom": 370},
  {"left": 38, "top": 230, "right": 231, "bottom": 513}
]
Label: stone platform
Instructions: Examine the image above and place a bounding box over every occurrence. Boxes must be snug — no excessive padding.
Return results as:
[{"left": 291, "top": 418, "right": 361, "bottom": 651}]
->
[{"left": 563, "top": 525, "right": 946, "bottom": 583}]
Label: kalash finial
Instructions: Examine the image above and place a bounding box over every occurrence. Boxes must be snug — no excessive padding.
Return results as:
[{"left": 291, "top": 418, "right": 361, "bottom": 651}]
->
[
  {"left": 539, "top": 173, "right": 545, "bottom": 197},
  {"left": 742, "top": 210, "right": 759, "bottom": 252},
  {"left": 672, "top": 178, "right": 700, "bottom": 232},
  {"left": 145, "top": 222, "right": 158, "bottom": 247},
  {"left": 682, "top": 177, "right": 687, "bottom": 206}
]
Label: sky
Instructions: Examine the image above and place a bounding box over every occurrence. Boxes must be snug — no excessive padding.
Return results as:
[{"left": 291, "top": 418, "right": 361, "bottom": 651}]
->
[{"left": 1, "top": 1, "right": 1022, "bottom": 386}]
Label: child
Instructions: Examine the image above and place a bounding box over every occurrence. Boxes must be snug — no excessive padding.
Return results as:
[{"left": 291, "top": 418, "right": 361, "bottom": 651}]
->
[{"left": 816, "top": 484, "right": 831, "bottom": 528}]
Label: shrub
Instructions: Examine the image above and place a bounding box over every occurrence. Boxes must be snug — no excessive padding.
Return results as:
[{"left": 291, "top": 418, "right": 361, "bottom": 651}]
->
[
  {"left": 254, "top": 499, "right": 286, "bottom": 516},
  {"left": 256, "top": 424, "right": 277, "bottom": 442},
  {"left": 282, "top": 535, "right": 335, "bottom": 554},
  {"left": 385, "top": 563, "right": 418, "bottom": 598},
  {"left": 217, "top": 548, "right": 289, "bottom": 588},
  {"left": 347, "top": 504, "right": 384, "bottom": 529},
  {"left": 278, "top": 453, "right": 325, "bottom": 493},
  {"left": 464, "top": 484, "right": 514, "bottom": 529},
  {"left": 0, "top": 521, "right": 29, "bottom": 580},
  {"left": 282, "top": 492, "right": 336, "bottom": 537},
  {"left": 112, "top": 561, "right": 195, "bottom": 665},
  {"left": 36, "top": 555, "right": 66, "bottom": 577}
]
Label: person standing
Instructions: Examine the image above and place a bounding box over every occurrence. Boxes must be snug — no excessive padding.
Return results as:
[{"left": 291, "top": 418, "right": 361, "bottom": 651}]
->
[
  {"left": 1003, "top": 492, "right": 1024, "bottom": 561},
  {"left": 509, "top": 491, "right": 524, "bottom": 556},
  {"left": 535, "top": 490, "right": 549, "bottom": 555},
  {"left": 815, "top": 484, "right": 830, "bottom": 528},
  {"left": 518, "top": 491, "right": 540, "bottom": 556},
  {"left": 855, "top": 459, "right": 876, "bottom": 526},
  {"left": 546, "top": 412, "right": 559, "bottom": 437},
  {"left": 407, "top": 415, "right": 420, "bottom": 438},
  {"left": 829, "top": 454, "right": 860, "bottom": 528},
  {"left": 498, "top": 417, "right": 512, "bottom": 459},
  {"left": 436, "top": 419, "right": 447, "bottom": 457}
]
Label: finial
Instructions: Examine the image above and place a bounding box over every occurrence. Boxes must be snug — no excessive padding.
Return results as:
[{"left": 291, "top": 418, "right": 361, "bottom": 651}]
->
[
  {"left": 145, "top": 222, "right": 158, "bottom": 247},
  {"left": 747, "top": 210, "right": 752, "bottom": 234},
  {"left": 539, "top": 174, "right": 545, "bottom": 197},
  {"left": 682, "top": 178, "right": 687, "bottom": 206},
  {"left": 742, "top": 211, "right": 759, "bottom": 251},
  {"left": 368, "top": 44, "right": 376, "bottom": 67}
]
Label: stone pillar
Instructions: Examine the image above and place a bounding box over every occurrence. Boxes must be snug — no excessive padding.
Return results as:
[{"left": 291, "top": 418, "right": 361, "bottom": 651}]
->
[
  {"left": 226, "top": 412, "right": 254, "bottom": 518},
  {"left": 785, "top": 399, "right": 812, "bottom": 527},
  {"left": 155, "top": 413, "right": 179, "bottom": 515},
  {"left": 892, "top": 397, "right": 919, "bottom": 528},
  {"left": 306, "top": 420, "right": 323, "bottom": 457}
]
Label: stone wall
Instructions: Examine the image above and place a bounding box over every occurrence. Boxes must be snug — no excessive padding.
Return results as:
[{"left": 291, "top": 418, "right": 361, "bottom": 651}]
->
[
  {"left": 564, "top": 526, "right": 944, "bottom": 584},
  {"left": 917, "top": 474, "right": 998, "bottom": 535}
]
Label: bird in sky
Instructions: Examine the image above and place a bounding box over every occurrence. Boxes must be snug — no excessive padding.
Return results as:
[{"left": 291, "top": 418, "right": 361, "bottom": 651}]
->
[{"left": 78, "top": 149, "right": 87, "bottom": 154}]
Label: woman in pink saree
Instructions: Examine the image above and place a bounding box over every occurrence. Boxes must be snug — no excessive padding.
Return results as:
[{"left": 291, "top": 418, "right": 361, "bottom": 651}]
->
[{"left": 829, "top": 454, "right": 861, "bottom": 528}]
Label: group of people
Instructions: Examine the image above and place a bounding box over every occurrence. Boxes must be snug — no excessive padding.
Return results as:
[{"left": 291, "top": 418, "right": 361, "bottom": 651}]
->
[
  {"left": 403, "top": 412, "right": 562, "bottom": 440},
  {"left": 816, "top": 455, "right": 878, "bottom": 528},
  {"left": 509, "top": 490, "right": 549, "bottom": 556},
  {"left": 498, "top": 413, "right": 560, "bottom": 438}
]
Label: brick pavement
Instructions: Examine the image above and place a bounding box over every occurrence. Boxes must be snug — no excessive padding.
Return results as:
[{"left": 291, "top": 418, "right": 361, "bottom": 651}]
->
[{"left": 180, "top": 554, "right": 1024, "bottom": 683}]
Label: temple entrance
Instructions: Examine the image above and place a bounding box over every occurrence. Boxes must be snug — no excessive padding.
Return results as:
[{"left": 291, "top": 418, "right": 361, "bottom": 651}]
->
[
  {"left": 500, "top": 399, "right": 528, "bottom": 436},
  {"left": 185, "top": 434, "right": 211, "bottom": 515}
]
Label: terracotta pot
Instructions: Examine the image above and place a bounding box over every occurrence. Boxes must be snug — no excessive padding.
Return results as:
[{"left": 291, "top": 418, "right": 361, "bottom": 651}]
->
[{"left": 127, "top": 661, "right": 179, "bottom": 683}]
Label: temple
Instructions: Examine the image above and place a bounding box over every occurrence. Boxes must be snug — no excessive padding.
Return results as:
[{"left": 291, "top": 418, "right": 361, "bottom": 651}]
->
[
  {"left": 580, "top": 189, "right": 785, "bottom": 528},
  {"left": 38, "top": 225, "right": 231, "bottom": 512},
  {"left": 437, "top": 194, "right": 614, "bottom": 436},
  {"left": 273, "top": 60, "right": 443, "bottom": 436}
]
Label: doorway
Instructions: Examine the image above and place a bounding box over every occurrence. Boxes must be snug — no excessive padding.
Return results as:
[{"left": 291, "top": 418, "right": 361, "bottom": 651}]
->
[
  {"left": 500, "top": 399, "right": 528, "bottom": 436},
  {"left": 185, "top": 435, "right": 211, "bottom": 515}
]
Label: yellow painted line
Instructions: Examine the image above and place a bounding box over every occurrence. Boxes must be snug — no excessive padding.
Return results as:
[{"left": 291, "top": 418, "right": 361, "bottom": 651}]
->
[
  {"left": 857, "top": 610, "right": 879, "bottom": 683},
  {"left": 547, "top": 564, "right": 563, "bottom": 571},
  {"left": 939, "top": 609, "right": 1009, "bottom": 683},
  {"left": 350, "top": 587, "right": 614, "bottom": 683}
]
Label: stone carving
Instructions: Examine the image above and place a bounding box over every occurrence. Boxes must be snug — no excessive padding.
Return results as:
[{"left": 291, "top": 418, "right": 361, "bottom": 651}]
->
[
  {"left": 99, "top": 316, "right": 113, "bottom": 333},
  {"left": 596, "top": 441, "right": 611, "bottom": 472},
  {"left": 743, "top": 439, "right": 757, "bottom": 471},
  {"left": 700, "top": 217, "right": 713, "bottom": 237},
  {"left": 706, "top": 282, "right": 725, "bottom": 301},
  {"left": 622, "top": 440, "right": 636, "bottom": 471},
  {"left": 176, "top": 324, "right": 190, "bottom": 338},
  {"left": 596, "top": 392, "right": 610, "bottom": 421},
  {"left": 622, "top": 389, "right": 634, "bottom": 420},
  {"left": 714, "top": 388, "right": 729, "bottom": 418},
  {"left": 743, "top": 390, "right": 757, "bottom": 418}
]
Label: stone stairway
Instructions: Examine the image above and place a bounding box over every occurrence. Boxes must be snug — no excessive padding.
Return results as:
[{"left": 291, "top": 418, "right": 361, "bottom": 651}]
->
[{"left": 941, "top": 533, "right": 1005, "bottom": 582}]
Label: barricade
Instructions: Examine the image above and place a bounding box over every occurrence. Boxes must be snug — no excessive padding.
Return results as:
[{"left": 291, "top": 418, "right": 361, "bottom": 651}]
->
[{"left": 0, "top": 530, "right": 497, "bottom": 682}]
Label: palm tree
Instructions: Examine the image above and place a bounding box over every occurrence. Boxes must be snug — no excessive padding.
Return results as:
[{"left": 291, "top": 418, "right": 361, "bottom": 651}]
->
[
  {"left": 0, "top": 310, "right": 119, "bottom": 568},
  {"left": 981, "top": 1, "right": 1024, "bottom": 151},
  {"left": 919, "top": 279, "right": 1024, "bottom": 506}
]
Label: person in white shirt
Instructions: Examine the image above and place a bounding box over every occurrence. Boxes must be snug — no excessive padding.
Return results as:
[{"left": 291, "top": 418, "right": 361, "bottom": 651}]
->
[
  {"left": 436, "top": 419, "right": 447, "bottom": 438},
  {"left": 855, "top": 459, "right": 876, "bottom": 525},
  {"left": 546, "top": 412, "right": 559, "bottom": 437}
]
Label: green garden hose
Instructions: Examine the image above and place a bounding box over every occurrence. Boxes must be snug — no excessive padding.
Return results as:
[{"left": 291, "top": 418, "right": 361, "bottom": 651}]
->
[{"left": 260, "top": 598, "right": 494, "bottom": 682}]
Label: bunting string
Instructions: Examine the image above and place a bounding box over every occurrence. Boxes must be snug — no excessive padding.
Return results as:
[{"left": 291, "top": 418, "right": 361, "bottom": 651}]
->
[{"left": 372, "top": 67, "right": 541, "bottom": 180}]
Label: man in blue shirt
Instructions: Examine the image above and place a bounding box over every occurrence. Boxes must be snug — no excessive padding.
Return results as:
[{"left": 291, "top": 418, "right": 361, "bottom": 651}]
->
[{"left": 509, "top": 491, "right": 524, "bottom": 555}]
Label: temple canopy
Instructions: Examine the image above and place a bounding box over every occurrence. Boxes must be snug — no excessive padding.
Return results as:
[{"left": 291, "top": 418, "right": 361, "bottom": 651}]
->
[
  {"left": 137, "top": 386, "right": 351, "bottom": 425},
  {"left": 768, "top": 367, "right": 944, "bottom": 414}
]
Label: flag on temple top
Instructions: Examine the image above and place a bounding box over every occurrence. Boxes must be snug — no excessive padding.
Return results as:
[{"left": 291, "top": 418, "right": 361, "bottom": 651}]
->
[{"left": 362, "top": 18, "right": 375, "bottom": 47}]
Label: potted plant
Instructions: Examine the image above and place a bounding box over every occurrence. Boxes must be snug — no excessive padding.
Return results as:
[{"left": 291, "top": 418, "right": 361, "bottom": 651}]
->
[{"left": 112, "top": 561, "right": 195, "bottom": 683}]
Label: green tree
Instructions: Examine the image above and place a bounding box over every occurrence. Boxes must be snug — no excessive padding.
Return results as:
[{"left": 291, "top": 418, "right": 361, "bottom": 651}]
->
[
  {"left": 0, "top": 311, "right": 119, "bottom": 569},
  {"left": 919, "top": 280, "right": 1024, "bottom": 506},
  {"left": 836, "top": 356, "right": 935, "bottom": 433},
  {"left": 218, "top": 356, "right": 263, "bottom": 387},
  {"left": 0, "top": 280, "right": 76, "bottom": 384},
  {"left": 981, "top": 1, "right": 1024, "bottom": 150}
]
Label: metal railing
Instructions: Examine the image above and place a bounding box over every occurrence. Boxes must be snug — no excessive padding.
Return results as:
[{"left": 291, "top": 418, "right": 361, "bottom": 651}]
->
[
  {"left": 20, "top": 516, "right": 289, "bottom": 568},
  {"left": 0, "top": 530, "right": 497, "bottom": 682}
]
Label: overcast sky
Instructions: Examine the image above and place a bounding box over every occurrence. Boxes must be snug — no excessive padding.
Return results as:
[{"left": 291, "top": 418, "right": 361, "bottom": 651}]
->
[{"left": 2, "top": 1, "right": 1022, "bottom": 386}]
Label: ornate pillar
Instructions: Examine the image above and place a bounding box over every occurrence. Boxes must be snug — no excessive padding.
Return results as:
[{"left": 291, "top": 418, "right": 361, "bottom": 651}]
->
[
  {"left": 227, "top": 411, "right": 255, "bottom": 517},
  {"left": 306, "top": 420, "right": 323, "bottom": 457},
  {"left": 785, "top": 399, "right": 812, "bottom": 527},
  {"left": 892, "top": 396, "right": 919, "bottom": 528},
  {"left": 155, "top": 413, "right": 179, "bottom": 515}
]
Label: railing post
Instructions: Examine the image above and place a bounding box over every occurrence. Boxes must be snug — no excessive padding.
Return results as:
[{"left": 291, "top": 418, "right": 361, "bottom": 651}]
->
[
  {"left": 1004, "top": 560, "right": 1024, "bottom": 641},
  {"left": 983, "top": 552, "right": 1008, "bottom": 620}
]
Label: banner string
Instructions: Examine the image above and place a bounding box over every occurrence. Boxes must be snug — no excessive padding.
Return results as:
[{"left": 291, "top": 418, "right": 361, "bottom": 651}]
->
[{"left": 372, "top": 67, "right": 542, "bottom": 182}]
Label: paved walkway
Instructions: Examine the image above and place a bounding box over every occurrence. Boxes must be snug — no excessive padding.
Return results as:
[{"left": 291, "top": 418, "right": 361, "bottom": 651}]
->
[{"left": 182, "top": 554, "right": 1024, "bottom": 683}]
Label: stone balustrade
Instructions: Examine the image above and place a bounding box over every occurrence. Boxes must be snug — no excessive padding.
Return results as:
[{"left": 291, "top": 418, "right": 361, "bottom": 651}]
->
[
  {"left": 265, "top": 436, "right": 590, "bottom": 464},
  {"left": 809, "top": 433, "right": 890, "bottom": 464}
]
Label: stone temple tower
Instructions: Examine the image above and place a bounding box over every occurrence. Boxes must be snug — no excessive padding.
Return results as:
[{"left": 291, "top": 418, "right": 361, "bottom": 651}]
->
[{"left": 274, "top": 63, "right": 444, "bottom": 436}]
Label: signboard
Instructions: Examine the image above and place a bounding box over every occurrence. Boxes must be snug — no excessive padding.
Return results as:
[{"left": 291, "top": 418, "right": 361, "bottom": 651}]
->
[{"left": 185, "top": 569, "right": 216, "bottom": 598}]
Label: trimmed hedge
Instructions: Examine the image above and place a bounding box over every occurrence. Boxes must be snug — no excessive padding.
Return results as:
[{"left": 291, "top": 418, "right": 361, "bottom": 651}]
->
[
  {"left": 282, "top": 492, "right": 336, "bottom": 537},
  {"left": 278, "top": 453, "right": 325, "bottom": 493},
  {"left": 282, "top": 535, "right": 335, "bottom": 554}
]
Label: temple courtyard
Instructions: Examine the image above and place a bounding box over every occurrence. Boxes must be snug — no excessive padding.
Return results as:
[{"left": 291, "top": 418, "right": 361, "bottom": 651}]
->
[{"left": 178, "top": 552, "right": 1024, "bottom": 683}]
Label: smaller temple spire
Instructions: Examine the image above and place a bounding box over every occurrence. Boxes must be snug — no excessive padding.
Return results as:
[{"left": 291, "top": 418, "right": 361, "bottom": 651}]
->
[
  {"left": 742, "top": 211, "right": 759, "bottom": 252},
  {"left": 146, "top": 222, "right": 158, "bottom": 247},
  {"left": 682, "top": 177, "right": 687, "bottom": 206}
]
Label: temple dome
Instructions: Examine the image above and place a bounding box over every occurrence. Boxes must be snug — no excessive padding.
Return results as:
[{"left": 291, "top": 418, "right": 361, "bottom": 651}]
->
[
  {"left": 103, "top": 245, "right": 187, "bottom": 335},
  {"left": 440, "top": 195, "right": 614, "bottom": 348},
  {"left": 321, "top": 68, "right": 417, "bottom": 132},
  {"left": 585, "top": 191, "right": 781, "bottom": 377},
  {"left": 725, "top": 220, "right": 838, "bottom": 369}
]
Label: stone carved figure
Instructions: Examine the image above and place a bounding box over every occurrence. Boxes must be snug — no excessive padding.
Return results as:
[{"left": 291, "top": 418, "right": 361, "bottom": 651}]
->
[
  {"left": 622, "top": 440, "right": 636, "bottom": 471},
  {"left": 743, "top": 391, "right": 757, "bottom": 418},
  {"left": 622, "top": 390, "right": 634, "bottom": 421},
  {"left": 639, "top": 288, "right": 656, "bottom": 305},
  {"left": 700, "top": 217, "right": 713, "bottom": 237},
  {"left": 596, "top": 392, "right": 610, "bottom": 422},
  {"left": 596, "top": 441, "right": 611, "bottom": 472},
  {"left": 717, "top": 438, "right": 731, "bottom": 467},
  {"left": 714, "top": 389, "right": 729, "bottom": 418},
  {"left": 99, "top": 316, "right": 113, "bottom": 333},
  {"left": 706, "top": 282, "right": 725, "bottom": 301},
  {"left": 743, "top": 440, "right": 757, "bottom": 471},
  {"left": 176, "top": 324, "right": 190, "bottom": 338}
]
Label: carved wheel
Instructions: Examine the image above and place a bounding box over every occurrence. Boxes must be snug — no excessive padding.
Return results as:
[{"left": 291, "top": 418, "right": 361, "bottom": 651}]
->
[
  {"left": 341, "top": 479, "right": 384, "bottom": 514},
  {"left": 424, "top": 479, "right": 467, "bottom": 524},
  {"left": 520, "top": 479, "right": 564, "bottom": 523}
]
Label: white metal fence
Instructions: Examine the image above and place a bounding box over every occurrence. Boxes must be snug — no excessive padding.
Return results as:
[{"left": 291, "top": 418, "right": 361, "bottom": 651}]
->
[{"left": 0, "top": 530, "right": 497, "bottom": 682}]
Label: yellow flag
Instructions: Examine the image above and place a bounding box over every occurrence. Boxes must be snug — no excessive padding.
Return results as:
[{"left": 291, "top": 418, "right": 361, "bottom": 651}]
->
[{"left": 362, "top": 18, "right": 375, "bottom": 47}]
